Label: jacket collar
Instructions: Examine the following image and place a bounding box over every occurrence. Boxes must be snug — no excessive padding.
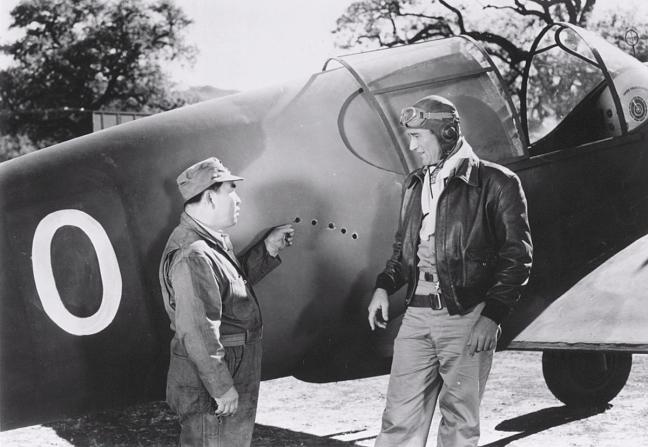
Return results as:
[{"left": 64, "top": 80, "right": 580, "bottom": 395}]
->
[
  {"left": 407, "top": 167, "right": 426, "bottom": 187},
  {"left": 406, "top": 142, "right": 479, "bottom": 188},
  {"left": 180, "top": 212, "right": 229, "bottom": 251},
  {"left": 454, "top": 156, "right": 479, "bottom": 187}
]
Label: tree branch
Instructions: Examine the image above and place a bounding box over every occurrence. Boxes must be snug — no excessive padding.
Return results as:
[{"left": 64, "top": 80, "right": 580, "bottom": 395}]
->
[
  {"left": 400, "top": 13, "right": 446, "bottom": 21},
  {"left": 562, "top": 0, "right": 579, "bottom": 23},
  {"left": 355, "top": 33, "right": 388, "bottom": 47},
  {"left": 465, "top": 31, "right": 529, "bottom": 65},
  {"left": 408, "top": 22, "right": 454, "bottom": 43},
  {"left": 578, "top": 0, "right": 597, "bottom": 26},
  {"left": 438, "top": 0, "right": 466, "bottom": 33},
  {"left": 528, "top": 0, "right": 562, "bottom": 22},
  {"left": 388, "top": 13, "right": 399, "bottom": 39},
  {"left": 484, "top": 0, "right": 552, "bottom": 23}
]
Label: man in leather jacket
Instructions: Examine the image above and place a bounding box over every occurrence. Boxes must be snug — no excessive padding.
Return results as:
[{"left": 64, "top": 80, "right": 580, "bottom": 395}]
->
[{"left": 368, "top": 95, "right": 532, "bottom": 447}]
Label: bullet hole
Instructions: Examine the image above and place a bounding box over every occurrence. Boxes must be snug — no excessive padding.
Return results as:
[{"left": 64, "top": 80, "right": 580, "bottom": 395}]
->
[
  {"left": 608, "top": 123, "right": 615, "bottom": 131},
  {"left": 606, "top": 109, "right": 613, "bottom": 118},
  {"left": 340, "top": 228, "right": 347, "bottom": 234},
  {"left": 351, "top": 232, "right": 358, "bottom": 240},
  {"left": 294, "top": 217, "right": 301, "bottom": 223},
  {"left": 328, "top": 222, "right": 335, "bottom": 229},
  {"left": 311, "top": 219, "right": 318, "bottom": 226}
]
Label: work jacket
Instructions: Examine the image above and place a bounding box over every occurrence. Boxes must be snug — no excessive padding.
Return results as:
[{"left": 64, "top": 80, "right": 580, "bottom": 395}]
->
[
  {"left": 375, "top": 156, "right": 533, "bottom": 325},
  {"left": 159, "top": 212, "right": 280, "bottom": 397}
]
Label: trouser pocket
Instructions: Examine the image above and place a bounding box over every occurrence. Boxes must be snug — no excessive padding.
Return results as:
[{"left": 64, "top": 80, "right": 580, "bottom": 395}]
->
[
  {"left": 167, "top": 351, "right": 210, "bottom": 419},
  {"left": 224, "top": 345, "right": 245, "bottom": 378}
]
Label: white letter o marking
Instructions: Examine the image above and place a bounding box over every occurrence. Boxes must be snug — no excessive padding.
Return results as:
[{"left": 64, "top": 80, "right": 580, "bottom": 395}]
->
[{"left": 32, "top": 209, "right": 122, "bottom": 335}]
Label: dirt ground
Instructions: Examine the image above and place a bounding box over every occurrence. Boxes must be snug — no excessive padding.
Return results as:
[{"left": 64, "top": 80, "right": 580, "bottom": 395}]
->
[{"left": 1, "top": 351, "right": 646, "bottom": 446}]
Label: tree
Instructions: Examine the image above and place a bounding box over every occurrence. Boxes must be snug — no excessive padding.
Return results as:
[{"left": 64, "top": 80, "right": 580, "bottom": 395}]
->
[
  {"left": 0, "top": 133, "right": 38, "bottom": 161},
  {"left": 333, "top": 0, "right": 647, "bottom": 103},
  {"left": 0, "top": 0, "right": 195, "bottom": 158}
]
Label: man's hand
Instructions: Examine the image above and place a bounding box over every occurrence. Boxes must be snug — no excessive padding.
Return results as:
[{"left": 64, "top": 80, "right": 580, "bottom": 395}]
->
[
  {"left": 265, "top": 224, "right": 295, "bottom": 256},
  {"left": 368, "top": 288, "right": 389, "bottom": 330},
  {"left": 214, "top": 386, "right": 239, "bottom": 417},
  {"left": 466, "top": 315, "right": 499, "bottom": 356}
]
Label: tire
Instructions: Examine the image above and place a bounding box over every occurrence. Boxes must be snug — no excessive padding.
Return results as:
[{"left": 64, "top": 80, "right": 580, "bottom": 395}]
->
[{"left": 542, "top": 351, "right": 632, "bottom": 407}]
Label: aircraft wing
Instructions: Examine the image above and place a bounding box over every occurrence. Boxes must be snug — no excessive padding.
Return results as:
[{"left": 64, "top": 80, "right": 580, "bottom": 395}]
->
[{"left": 509, "top": 234, "right": 648, "bottom": 352}]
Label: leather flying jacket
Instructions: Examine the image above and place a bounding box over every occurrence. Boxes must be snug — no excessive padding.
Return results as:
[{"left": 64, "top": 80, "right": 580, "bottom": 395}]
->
[{"left": 375, "top": 156, "right": 533, "bottom": 324}]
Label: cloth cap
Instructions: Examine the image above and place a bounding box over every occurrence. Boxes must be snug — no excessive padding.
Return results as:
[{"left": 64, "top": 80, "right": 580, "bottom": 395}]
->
[{"left": 176, "top": 157, "right": 244, "bottom": 201}]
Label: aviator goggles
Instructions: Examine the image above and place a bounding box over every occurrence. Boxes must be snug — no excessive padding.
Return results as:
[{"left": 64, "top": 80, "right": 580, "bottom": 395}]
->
[{"left": 399, "top": 107, "right": 456, "bottom": 128}]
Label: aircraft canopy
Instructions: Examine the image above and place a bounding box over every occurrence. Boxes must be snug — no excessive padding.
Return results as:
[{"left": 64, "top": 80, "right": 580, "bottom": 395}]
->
[
  {"left": 523, "top": 23, "right": 648, "bottom": 152},
  {"left": 324, "top": 37, "right": 526, "bottom": 172}
]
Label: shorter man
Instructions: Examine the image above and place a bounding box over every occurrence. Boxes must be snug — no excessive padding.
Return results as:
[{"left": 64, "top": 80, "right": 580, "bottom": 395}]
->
[{"left": 159, "top": 157, "right": 294, "bottom": 446}]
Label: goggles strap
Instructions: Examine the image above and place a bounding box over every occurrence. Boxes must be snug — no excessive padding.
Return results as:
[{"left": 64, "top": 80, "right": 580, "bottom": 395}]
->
[{"left": 400, "top": 106, "right": 456, "bottom": 127}]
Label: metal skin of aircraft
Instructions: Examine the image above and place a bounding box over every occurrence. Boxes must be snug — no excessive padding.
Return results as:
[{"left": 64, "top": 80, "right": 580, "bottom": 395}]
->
[{"left": 1, "top": 23, "right": 647, "bottom": 430}]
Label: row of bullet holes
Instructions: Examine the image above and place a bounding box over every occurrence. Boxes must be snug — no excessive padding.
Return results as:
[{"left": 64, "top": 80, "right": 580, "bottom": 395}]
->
[{"left": 293, "top": 217, "right": 358, "bottom": 239}]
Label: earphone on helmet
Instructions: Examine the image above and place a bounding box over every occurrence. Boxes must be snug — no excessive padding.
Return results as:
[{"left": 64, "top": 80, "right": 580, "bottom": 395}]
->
[{"left": 439, "top": 120, "right": 459, "bottom": 143}]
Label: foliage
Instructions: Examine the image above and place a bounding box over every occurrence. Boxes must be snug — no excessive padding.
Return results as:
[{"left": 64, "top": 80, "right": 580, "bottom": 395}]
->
[
  {"left": 0, "top": 133, "right": 39, "bottom": 162},
  {"left": 333, "top": 0, "right": 646, "bottom": 103},
  {"left": 0, "top": 0, "right": 196, "bottom": 153}
]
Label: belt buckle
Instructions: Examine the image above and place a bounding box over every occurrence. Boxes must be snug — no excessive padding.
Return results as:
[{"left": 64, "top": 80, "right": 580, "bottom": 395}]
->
[{"left": 429, "top": 293, "right": 443, "bottom": 310}]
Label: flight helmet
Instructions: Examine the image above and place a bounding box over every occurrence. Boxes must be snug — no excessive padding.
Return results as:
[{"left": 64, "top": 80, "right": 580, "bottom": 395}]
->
[{"left": 399, "top": 95, "right": 461, "bottom": 157}]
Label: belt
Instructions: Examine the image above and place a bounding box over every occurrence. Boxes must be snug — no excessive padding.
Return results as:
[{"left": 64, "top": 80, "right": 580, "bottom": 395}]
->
[
  {"left": 221, "top": 327, "right": 263, "bottom": 347},
  {"left": 419, "top": 271, "right": 437, "bottom": 282},
  {"left": 409, "top": 293, "right": 445, "bottom": 310}
]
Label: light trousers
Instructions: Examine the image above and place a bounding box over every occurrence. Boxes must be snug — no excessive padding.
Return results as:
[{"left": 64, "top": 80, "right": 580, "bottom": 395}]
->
[{"left": 375, "top": 303, "right": 493, "bottom": 447}]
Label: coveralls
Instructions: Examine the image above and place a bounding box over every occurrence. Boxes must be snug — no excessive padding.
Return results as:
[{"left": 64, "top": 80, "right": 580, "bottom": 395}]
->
[{"left": 159, "top": 212, "right": 280, "bottom": 446}]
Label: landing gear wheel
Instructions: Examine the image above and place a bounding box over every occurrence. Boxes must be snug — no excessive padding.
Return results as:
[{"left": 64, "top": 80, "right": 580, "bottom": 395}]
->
[{"left": 542, "top": 351, "right": 632, "bottom": 407}]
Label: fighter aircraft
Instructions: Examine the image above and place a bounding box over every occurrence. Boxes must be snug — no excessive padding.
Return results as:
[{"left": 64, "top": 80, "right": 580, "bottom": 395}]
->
[{"left": 1, "top": 22, "right": 647, "bottom": 429}]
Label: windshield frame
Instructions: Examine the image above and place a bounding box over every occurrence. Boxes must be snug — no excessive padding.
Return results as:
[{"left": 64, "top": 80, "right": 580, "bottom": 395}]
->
[
  {"left": 521, "top": 23, "right": 628, "bottom": 145},
  {"left": 324, "top": 35, "right": 527, "bottom": 170}
]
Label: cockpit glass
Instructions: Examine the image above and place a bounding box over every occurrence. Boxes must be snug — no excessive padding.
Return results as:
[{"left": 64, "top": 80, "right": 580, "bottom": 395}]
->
[
  {"left": 330, "top": 37, "right": 525, "bottom": 167},
  {"left": 337, "top": 38, "right": 491, "bottom": 91},
  {"left": 580, "top": 29, "right": 648, "bottom": 132},
  {"left": 526, "top": 27, "right": 605, "bottom": 144},
  {"left": 526, "top": 24, "right": 648, "bottom": 152}
]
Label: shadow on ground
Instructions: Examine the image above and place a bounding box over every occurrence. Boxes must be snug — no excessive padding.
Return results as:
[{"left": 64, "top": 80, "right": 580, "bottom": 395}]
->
[
  {"left": 44, "top": 401, "right": 358, "bottom": 446},
  {"left": 480, "top": 404, "right": 611, "bottom": 447},
  {"left": 37, "top": 401, "right": 610, "bottom": 446}
]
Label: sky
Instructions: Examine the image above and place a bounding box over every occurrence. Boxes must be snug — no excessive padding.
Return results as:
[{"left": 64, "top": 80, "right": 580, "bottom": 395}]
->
[
  {"left": 0, "top": 0, "right": 646, "bottom": 92},
  {"left": 0, "top": 0, "right": 356, "bottom": 91},
  {"left": 162, "top": 0, "right": 357, "bottom": 90}
]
